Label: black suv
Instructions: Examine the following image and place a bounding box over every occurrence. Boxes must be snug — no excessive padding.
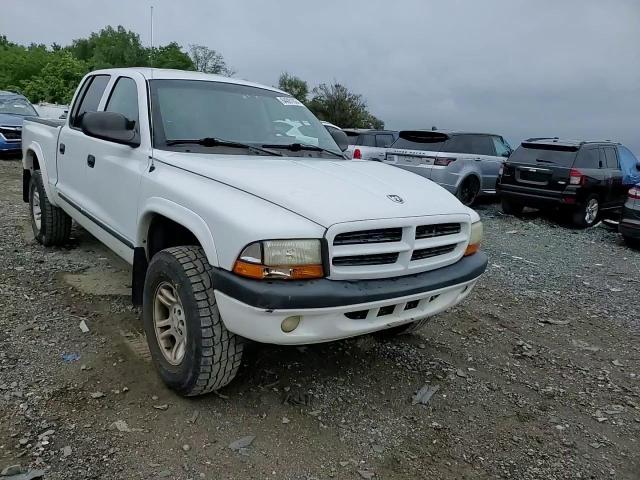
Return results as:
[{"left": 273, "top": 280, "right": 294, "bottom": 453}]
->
[{"left": 497, "top": 139, "right": 629, "bottom": 227}]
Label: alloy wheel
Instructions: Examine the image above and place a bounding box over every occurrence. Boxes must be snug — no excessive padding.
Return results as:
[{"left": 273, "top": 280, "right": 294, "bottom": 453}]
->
[{"left": 153, "top": 282, "right": 188, "bottom": 365}]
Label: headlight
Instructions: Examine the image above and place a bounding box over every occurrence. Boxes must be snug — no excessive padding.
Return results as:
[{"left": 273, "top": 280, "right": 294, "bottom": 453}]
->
[
  {"left": 233, "top": 239, "right": 324, "bottom": 280},
  {"left": 464, "top": 221, "right": 483, "bottom": 256}
]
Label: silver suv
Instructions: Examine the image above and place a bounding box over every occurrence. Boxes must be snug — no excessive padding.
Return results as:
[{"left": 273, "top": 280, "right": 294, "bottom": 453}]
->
[{"left": 384, "top": 131, "right": 513, "bottom": 205}]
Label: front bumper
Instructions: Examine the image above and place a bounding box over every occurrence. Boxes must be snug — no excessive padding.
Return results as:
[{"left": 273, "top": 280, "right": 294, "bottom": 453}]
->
[
  {"left": 212, "top": 252, "right": 488, "bottom": 344},
  {"left": 0, "top": 140, "right": 21, "bottom": 152},
  {"left": 498, "top": 184, "right": 578, "bottom": 208}
]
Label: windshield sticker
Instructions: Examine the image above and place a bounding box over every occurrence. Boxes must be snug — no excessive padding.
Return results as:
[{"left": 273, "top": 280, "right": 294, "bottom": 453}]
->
[{"left": 276, "top": 96, "right": 304, "bottom": 107}]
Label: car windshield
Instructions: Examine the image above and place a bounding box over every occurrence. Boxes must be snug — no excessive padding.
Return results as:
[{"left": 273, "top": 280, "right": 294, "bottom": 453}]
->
[
  {"left": 150, "top": 79, "right": 341, "bottom": 156},
  {"left": 0, "top": 97, "right": 38, "bottom": 116}
]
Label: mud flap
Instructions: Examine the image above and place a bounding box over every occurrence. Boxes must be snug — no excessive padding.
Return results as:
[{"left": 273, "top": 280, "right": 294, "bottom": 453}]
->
[{"left": 132, "top": 247, "right": 148, "bottom": 306}]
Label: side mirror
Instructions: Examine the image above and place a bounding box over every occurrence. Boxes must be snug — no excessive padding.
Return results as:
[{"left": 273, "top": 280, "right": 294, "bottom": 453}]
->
[
  {"left": 326, "top": 126, "right": 349, "bottom": 152},
  {"left": 81, "top": 111, "right": 140, "bottom": 147}
]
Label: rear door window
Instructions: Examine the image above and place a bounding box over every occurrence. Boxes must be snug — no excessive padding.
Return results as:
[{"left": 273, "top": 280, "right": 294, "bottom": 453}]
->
[
  {"left": 392, "top": 132, "right": 448, "bottom": 151},
  {"left": 575, "top": 147, "right": 601, "bottom": 169},
  {"left": 70, "top": 75, "right": 110, "bottom": 128},
  {"left": 375, "top": 134, "right": 394, "bottom": 148},
  {"left": 509, "top": 144, "right": 578, "bottom": 166},
  {"left": 603, "top": 147, "right": 619, "bottom": 169}
]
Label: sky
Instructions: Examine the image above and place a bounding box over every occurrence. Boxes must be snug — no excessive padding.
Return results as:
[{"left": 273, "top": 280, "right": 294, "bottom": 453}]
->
[{"left": 3, "top": 0, "right": 639, "bottom": 154}]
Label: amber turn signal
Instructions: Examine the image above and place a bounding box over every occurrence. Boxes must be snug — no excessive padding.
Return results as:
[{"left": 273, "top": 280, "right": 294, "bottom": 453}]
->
[{"left": 233, "top": 260, "right": 324, "bottom": 280}]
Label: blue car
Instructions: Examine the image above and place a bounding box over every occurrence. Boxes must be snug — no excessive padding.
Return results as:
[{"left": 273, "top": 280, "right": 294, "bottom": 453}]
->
[{"left": 0, "top": 91, "right": 39, "bottom": 155}]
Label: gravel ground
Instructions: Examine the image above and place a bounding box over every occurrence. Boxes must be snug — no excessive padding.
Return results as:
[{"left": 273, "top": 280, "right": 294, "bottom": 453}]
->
[{"left": 0, "top": 159, "right": 639, "bottom": 479}]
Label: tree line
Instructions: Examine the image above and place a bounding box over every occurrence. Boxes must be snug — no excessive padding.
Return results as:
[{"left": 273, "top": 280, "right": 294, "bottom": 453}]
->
[{"left": 0, "top": 25, "right": 383, "bottom": 129}]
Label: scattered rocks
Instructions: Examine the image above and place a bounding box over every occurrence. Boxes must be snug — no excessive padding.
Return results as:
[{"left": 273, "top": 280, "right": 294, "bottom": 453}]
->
[
  {"left": 412, "top": 384, "right": 440, "bottom": 405},
  {"left": 228, "top": 435, "right": 256, "bottom": 452}
]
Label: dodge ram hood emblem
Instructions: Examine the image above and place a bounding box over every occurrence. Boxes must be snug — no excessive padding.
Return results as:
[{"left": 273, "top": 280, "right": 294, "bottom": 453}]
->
[{"left": 387, "top": 194, "right": 404, "bottom": 204}]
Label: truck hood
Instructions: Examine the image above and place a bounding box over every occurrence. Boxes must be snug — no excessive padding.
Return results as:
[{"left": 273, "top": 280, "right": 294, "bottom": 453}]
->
[{"left": 154, "top": 151, "right": 472, "bottom": 227}]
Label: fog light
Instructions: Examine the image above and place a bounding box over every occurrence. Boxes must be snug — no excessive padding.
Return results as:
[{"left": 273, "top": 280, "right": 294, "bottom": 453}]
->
[{"left": 281, "top": 315, "right": 301, "bottom": 333}]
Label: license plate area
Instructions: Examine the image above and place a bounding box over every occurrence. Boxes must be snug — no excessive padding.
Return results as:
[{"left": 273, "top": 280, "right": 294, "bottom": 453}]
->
[{"left": 516, "top": 167, "right": 551, "bottom": 185}]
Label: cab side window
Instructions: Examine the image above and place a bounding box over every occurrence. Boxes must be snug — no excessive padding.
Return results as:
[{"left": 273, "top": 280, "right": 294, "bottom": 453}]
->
[
  {"left": 105, "top": 77, "right": 139, "bottom": 127},
  {"left": 70, "top": 75, "right": 110, "bottom": 129}
]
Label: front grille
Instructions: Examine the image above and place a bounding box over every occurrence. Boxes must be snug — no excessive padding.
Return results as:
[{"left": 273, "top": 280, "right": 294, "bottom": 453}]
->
[
  {"left": 416, "top": 223, "right": 461, "bottom": 239},
  {"left": 332, "top": 252, "right": 399, "bottom": 266},
  {"left": 0, "top": 128, "right": 21, "bottom": 140},
  {"left": 411, "top": 244, "right": 456, "bottom": 261},
  {"left": 334, "top": 228, "right": 402, "bottom": 245}
]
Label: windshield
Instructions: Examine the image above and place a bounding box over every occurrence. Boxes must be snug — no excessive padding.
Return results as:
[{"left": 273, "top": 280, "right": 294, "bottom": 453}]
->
[
  {"left": 150, "top": 79, "right": 340, "bottom": 155},
  {"left": 511, "top": 144, "right": 578, "bottom": 166},
  {"left": 0, "top": 97, "right": 38, "bottom": 116}
]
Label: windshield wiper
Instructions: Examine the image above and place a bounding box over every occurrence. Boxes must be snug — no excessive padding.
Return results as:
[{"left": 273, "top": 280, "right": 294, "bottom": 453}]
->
[
  {"left": 262, "top": 143, "right": 344, "bottom": 158},
  {"left": 166, "top": 137, "right": 282, "bottom": 156},
  {"left": 535, "top": 158, "right": 555, "bottom": 164}
]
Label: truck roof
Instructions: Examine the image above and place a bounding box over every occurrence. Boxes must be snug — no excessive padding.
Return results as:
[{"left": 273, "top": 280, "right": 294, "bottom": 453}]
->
[{"left": 90, "top": 68, "right": 287, "bottom": 95}]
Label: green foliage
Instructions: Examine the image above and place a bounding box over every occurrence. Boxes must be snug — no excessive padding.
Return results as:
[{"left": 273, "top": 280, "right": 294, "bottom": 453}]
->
[
  {"left": 21, "top": 52, "right": 88, "bottom": 104},
  {"left": 188, "top": 45, "right": 235, "bottom": 76},
  {"left": 278, "top": 72, "right": 309, "bottom": 103},
  {"left": 307, "top": 82, "right": 384, "bottom": 129},
  {"left": 0, "top": 27, "right": 214, "bottom": 104},
  {"left": 69, "top": 26, "right": 148, "bottom": 70},
  {"left": 150, "top": 42, "right": 194, "bottom": 70}
]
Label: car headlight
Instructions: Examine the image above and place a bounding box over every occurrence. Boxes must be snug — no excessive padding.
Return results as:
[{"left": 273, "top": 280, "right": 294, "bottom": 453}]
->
[
  {"left": 464, "top": 221, "right": 483, "bottom": 256},
  {"left": 233, "top": 239, "right": 324, "bottom": 280}
]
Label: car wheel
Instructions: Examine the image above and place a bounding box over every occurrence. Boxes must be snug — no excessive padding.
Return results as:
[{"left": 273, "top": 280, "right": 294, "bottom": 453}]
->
[
  {"left": 573, "top": 195, "right": 599, "bottom": 228},
  {"left": 142, "top": 246, "right": 245, "bottom": 396},
  {"left": 456, "top": 176, "right": 480, "bottom": 206},
  {"left": 376, "top": 318, "right": 430, "bottom": 337},
  {"left": 501, "top": 198, "right": 524, "bottom": 215},
  {"left": 29, "top": 170, "right": 72, "bottom": 246}
]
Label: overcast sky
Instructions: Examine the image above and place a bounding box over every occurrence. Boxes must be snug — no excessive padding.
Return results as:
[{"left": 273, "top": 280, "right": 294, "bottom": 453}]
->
[{"left": 3, "top": 0, "right": 639, "bottom": 154}]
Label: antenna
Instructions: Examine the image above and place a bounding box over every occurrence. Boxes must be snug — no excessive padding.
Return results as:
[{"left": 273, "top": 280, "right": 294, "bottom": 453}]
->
[{"left": 149, "top": 5, "right": 156, "bottom": 171}]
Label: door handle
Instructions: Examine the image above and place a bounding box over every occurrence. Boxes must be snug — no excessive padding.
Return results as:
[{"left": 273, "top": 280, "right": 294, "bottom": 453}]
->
[
  {"left": 59, "top": 143, "right": 65, "bottom": 154},
  {"left": 87, "top": 155, "right": 95, "bottom": 168}
]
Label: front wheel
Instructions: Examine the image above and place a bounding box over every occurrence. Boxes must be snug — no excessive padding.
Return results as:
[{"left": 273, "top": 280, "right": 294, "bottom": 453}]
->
[
  {"left": 573, "top": 195, "right": 599, "bottom": 228},
  {"left": 142, "top": 246, "right": 244, "bottom": 396},
  {"left": 456, "top": 176, "right": 481, "bottom": 206}
]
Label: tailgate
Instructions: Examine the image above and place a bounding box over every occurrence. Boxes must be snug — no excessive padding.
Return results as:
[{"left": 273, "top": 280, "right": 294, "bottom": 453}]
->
[{"left": 384, "top": 149, "right": 439, "bottom": 178}]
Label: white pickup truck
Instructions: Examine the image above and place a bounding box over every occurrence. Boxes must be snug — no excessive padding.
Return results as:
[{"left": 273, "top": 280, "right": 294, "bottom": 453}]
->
[{"left": 21, "top": 68, "right": 487, "bottom": 396}]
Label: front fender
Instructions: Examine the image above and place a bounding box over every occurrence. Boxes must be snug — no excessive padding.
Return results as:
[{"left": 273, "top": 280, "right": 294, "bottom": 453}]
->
[{"left": 137, "top": 197, "right": 219, "bottom": 267}]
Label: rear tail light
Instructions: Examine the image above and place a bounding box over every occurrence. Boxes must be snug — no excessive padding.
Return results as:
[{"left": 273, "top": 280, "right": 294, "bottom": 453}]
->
[
  {"left": 353, "top": 148, "right": 362, "bottom": 159},
  {"left": 434, "top": 157, "right": 455, "bottom": 166},
  {"left": 569, "top": 168, "right": 585, "bottom": 186},
  {"left": 628, "top": 186, "right": 640, "bottom": 199}
]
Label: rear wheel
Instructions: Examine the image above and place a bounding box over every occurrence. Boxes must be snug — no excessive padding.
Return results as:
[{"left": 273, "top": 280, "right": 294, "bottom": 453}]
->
[
  {"left": 573, "top": 195, "right": 599, "bottom": 228},
  {"left": 456, "top": 176, "right": 480, "bottom": 206},
  {"left": 142, "top": 246, "right": 244, "bottom": 396},
  {"left": 501, "top": 198, "right": 524, "bottom": 215},
  {"left": 29, "top": 170, "right": 72, "bottom": 246}
]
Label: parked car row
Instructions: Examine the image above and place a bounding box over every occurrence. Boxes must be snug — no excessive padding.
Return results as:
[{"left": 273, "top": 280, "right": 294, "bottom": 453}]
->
[
  {"left": 0, "top": 90, "right": 39, "bottom": 155},
  {"left": 340, "top": 125, "right": 640, "bottom": 243}
]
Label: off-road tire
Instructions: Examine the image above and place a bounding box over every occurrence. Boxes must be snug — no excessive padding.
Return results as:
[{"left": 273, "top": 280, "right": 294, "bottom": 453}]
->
[
  {"left": 377, "top": 318, "right": 431, "bottom": 337},
  {"left": 501, "top": 198, "right": 524, "bottom": 215},
  {"left": 456, "top": 176, "right": 480, "bottom": 206},
  {"left": 142, "top": 246, "right": 244, "bottom": 396},
  {"left": 572, "top": 194, "right": 599, "bottom": 228},
  {"left": 29, "top": 170, "right": 72, "bottom": 246}
]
